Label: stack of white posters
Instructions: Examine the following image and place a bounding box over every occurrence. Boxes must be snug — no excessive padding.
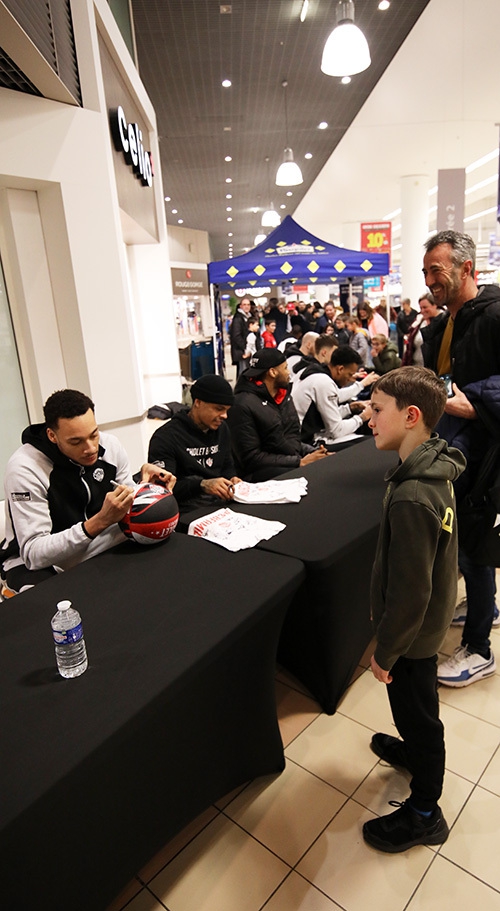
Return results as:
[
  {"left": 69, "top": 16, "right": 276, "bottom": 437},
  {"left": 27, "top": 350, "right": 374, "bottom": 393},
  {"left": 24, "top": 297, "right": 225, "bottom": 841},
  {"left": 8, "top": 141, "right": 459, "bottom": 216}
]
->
[
  {"left": 232, "top": 477, "right": 308, "bottom": 504},
  {"left": 187, "top": 507, "right": 286, "bottom": 552}
]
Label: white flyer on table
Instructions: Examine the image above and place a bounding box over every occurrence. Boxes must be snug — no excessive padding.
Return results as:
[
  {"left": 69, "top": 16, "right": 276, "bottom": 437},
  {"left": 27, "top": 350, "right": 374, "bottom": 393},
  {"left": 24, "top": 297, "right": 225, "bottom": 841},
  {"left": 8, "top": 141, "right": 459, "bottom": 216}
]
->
[
  {"left": 187, "top": 508, "right": 286, "bottom": 552},
  {"left": 232, "top": 477, "right": 308, "bottom": 504}
]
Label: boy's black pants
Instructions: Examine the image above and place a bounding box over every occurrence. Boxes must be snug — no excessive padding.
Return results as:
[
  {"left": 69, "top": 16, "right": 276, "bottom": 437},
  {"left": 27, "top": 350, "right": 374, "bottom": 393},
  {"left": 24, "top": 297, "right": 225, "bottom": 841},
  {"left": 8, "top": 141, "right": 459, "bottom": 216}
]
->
[{"left": 387, "top": 654, "right": 444, "bottom": 813}]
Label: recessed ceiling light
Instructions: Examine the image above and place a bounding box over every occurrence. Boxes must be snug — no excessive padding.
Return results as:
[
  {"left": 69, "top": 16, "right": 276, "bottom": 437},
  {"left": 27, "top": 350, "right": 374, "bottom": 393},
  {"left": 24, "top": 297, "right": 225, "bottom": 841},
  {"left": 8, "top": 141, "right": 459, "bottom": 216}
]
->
[
  {"left": 280, "top": 204, "right": 286, "bottom": 209},
  {"left": 227, "top": 217, "right": 232, "bottom": 222},
  {"left": 177, "top": 219, "right": 183, "bottom": 224},
  {"left": 251, "top": 207, "right": 259, "bottom": 214},
  {"left": 304, "top": 152, "right": 313, "bottom": 159},
  {"left": 225, "top": 178, "right": 232, "bottom": 183},
  {"left": 226, "top": 194, "right": 232, "bottom": 199},
  {"left": 225, "top": 156, "right": 232, "bottom": 162},
  {"left": 228, "top": 232, "right": 233, "bottom": 237},
  {"left": 286, "top": 191, "right": 293, "bottom": 197},
  {"left": 378, "top": 1, "right": 390, "bottom": 10},
  {"left": 164, "top": 196, "right": 171, "bottom": 202},
  {"left": 222, "top": 79, "right": 232, "bottom": 88},
  {"left": 172, "top": 209, "right": 178, "bottom": 214},
  {"left": 226, "top": 207, "right": 232, "bottom": 212},
  {"left": 341, "top": 75, "right": 351, "bottom": 85},
  {"left": 318, "top": 121, "right": 328, "bottom": 130}
]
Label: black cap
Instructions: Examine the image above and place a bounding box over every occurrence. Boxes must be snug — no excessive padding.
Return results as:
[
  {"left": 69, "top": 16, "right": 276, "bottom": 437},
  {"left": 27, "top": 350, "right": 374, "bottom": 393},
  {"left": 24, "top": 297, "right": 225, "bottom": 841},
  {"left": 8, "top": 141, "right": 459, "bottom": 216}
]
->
[
  {"left": 190, "top": 375, "right": 234, "bottom": 405},
  {"left": 244, "top": 348, "right": 287, "bottom": 377}
]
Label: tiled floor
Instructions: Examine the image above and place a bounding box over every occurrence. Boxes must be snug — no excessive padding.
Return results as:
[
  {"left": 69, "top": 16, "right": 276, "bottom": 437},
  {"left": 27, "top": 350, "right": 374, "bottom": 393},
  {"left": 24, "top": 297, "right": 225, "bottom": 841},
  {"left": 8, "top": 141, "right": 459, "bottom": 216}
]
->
[{"left": 108, "top": 573, "right": 500, "bottom": 911}]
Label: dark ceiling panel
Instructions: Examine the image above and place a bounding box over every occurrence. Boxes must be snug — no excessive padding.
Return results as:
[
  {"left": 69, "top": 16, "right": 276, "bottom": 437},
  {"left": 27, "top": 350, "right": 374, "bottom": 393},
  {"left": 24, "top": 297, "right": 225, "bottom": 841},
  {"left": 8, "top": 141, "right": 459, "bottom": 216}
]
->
[{"left": 131, "top": 0, "right": 431, "bottom": 261}]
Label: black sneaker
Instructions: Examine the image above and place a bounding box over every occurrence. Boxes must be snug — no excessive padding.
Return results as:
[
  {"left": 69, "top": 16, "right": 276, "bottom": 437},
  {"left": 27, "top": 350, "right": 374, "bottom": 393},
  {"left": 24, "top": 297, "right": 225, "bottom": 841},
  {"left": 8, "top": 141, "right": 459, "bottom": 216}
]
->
[
  {"left": 370, "top": 733, "right": 411, "bottom": 772},
  {"left": 363, "top": 800, "right": 449, "bottom": 853}
]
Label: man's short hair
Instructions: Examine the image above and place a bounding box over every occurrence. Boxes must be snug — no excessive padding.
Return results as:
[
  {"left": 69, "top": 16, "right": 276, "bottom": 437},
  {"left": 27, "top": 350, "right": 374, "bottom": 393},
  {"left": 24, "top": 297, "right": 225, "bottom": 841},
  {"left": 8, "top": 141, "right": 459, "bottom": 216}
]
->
[
  {"left": 43, "top": 389, "right": 95, "bottom": 429},
  {"left": 424, "top": 231, "right": 476, "bottom": 272},
  {"left": 372, "top": 367, "right": 447, "bottom": 431},
  {"left": 314, "top": 334, "right": 337, "bottom": 356},
  {"left": 330, "top": 345, "right": 362, "bottom": 367}
]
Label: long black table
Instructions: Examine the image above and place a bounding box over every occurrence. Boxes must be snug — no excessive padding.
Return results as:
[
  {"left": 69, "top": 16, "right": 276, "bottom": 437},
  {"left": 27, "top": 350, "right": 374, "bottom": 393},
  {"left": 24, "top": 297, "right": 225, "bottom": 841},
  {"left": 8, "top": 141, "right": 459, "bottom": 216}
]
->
[
  {"left": 0, "top": 533, "right": 304, "bottom": 911},
  {"left": 180, "top": 438, "right": 396, "bottom": 714}
]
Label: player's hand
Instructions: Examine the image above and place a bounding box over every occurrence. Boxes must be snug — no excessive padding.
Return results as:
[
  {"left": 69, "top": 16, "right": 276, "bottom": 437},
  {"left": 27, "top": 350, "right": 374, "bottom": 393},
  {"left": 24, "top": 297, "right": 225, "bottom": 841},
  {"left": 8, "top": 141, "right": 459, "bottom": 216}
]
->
[
  {"left": 370, "top": 654, "right": 393, "bottom": 684},
  {"left": 300, "top": 445, "right": 331, "bottom": 465},
  {"left": 84, "top": 484, "right": 135, "bottom": 538},
  {"left": 360, "top": 371, "right": 379, "bottom": 387},
  {"left": 201, "top": 477, "right": 236, "bottom": 500},
  {"left": 140, "top": 463, "right": 176, "bottom": 489},
  {"left": 444, "top": 384, "right": 477, "bottom": 419}
]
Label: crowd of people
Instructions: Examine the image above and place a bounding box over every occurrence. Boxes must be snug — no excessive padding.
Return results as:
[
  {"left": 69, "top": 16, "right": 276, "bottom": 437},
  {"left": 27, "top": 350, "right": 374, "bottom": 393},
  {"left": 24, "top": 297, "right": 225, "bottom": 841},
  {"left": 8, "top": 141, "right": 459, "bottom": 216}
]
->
[{"left": 2, "top": 231, "right": 500, "bottom": 855}]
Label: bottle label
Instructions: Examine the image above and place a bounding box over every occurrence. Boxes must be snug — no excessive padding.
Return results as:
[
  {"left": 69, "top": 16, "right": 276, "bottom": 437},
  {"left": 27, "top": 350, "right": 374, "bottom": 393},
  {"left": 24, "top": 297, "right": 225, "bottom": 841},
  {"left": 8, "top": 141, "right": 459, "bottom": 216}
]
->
[{"left": 53, "top": 623, "right": 83, "bottom": 645}]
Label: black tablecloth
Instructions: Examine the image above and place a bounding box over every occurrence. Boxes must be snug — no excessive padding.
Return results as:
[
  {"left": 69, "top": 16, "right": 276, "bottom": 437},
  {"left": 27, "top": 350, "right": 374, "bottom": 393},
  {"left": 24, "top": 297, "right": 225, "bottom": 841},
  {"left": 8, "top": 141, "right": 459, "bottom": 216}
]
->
[
  {"left": 0, "top": 533, "right": 304, "bottom": 911},
  {"left": 180, "top": 438, "right": 397, "bottom": 713}
]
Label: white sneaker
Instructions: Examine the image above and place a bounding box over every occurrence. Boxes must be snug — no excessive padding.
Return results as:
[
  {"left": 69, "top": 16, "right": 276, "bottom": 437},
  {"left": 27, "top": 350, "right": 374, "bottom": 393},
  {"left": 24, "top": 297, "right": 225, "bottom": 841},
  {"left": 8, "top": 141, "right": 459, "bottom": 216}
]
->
[
  {"left": 437, "top": 646, "right": 496, "bottom": 687},
  {"left": 451, "top": 599, "right": 500, "bottom": 627}
]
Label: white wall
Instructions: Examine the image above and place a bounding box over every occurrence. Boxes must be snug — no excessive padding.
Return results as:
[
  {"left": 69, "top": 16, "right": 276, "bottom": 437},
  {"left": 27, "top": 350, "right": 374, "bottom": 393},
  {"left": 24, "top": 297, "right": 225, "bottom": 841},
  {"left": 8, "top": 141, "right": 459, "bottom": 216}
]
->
[{"left": 0, "top": 0, "right": 181, "bottom": 471}]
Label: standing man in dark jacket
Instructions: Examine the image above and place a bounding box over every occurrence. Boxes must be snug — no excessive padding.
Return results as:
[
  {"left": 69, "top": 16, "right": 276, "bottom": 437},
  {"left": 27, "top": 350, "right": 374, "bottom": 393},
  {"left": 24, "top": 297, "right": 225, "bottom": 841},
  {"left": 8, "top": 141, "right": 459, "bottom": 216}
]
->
[
  {"left": 229, "top": 296, "right": 251, "bottom": 375},
  {"left": 148, "top": 375, "right": 240, "bottom": 511},
  {"left": 396, "top": 298, "right": 418, "bottom": 357},
  {"left": 421, "top": 230, "right": 500, "bottom": 686},
  {"left": 227, "top": 349, "right": 328, "bottom": 481}
]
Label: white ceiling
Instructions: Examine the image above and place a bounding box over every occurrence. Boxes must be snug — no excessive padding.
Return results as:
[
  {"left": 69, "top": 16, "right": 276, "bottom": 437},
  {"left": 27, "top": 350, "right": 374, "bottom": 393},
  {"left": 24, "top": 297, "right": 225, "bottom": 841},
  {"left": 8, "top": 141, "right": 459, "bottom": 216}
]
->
[{"left": 296, "top": 0, "right": 500, "bottom": 274}]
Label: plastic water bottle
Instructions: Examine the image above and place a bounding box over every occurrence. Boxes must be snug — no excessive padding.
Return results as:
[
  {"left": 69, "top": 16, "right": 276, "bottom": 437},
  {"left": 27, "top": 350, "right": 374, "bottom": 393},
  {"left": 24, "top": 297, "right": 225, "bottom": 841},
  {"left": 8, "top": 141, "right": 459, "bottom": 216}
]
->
[{"left": 51, "top": 600, "right": 88, "bottom": 678}]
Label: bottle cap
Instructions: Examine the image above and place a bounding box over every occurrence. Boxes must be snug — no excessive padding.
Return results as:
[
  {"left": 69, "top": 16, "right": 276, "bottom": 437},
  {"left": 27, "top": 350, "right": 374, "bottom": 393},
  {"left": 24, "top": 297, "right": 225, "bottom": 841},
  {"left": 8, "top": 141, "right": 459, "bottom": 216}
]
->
[{"left": 57, "top": 600, "right": 72, "bottom": 611}]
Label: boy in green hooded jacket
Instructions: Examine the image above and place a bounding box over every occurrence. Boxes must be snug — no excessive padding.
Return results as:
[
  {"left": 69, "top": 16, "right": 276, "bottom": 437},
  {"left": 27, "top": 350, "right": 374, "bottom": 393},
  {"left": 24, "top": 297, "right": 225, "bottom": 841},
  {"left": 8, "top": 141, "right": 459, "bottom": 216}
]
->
[{"left": 363, "top": 366, "right": 465, "bottom": 853}]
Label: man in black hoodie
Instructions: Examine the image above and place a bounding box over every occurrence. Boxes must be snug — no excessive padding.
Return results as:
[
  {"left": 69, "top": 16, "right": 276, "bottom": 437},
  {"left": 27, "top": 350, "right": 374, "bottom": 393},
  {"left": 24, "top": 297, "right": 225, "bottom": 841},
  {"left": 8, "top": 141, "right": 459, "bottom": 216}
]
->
[
  {"left": 148, "top": 374, "right": 241, "bottom": 511},
  {"left": 227, "top": 348, "right": 329, "bottom": 481},
  {"left": 1, "top": 389, "right": 173, "bottom": 596}
]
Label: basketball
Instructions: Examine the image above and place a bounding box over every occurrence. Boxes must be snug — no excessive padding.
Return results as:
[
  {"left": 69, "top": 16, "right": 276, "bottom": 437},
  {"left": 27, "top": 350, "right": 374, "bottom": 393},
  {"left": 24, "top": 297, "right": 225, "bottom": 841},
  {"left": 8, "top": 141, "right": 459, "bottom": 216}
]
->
[{"left": 119, "top": 482, "right": 179, "bottom": 544}]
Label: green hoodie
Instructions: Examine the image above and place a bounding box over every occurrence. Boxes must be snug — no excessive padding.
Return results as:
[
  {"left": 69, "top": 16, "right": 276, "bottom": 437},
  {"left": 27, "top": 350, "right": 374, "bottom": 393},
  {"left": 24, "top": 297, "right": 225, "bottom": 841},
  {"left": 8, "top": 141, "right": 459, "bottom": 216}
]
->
[{"left": 371, "top": 434, "right": 466, "bottom": 671}]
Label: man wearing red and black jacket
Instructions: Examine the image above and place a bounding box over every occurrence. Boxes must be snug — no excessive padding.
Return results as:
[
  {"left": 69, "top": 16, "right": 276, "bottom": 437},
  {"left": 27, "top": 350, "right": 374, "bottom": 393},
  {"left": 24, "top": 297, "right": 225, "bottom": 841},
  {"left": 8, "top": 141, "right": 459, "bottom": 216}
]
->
[{"left": 227, "top": 349, "right": 329, "bottom": 482}]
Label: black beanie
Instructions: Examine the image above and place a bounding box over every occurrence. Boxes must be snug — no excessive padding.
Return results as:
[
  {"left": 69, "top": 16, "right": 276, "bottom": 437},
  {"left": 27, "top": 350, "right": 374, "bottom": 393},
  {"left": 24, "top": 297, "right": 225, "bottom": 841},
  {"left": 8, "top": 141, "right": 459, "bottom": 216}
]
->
[{"left": 190, "top": 374, "right": 234, "bottom": 405}]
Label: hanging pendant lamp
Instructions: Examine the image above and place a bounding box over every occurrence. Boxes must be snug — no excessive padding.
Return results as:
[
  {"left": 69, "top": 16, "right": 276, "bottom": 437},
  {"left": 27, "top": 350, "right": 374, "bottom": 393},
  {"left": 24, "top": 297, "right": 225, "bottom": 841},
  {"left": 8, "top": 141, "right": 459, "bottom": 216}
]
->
[
  {"left": 262, "top": 157, "right": 281, "bottom": 226},
  {"left": 275, "top": 81, "right": 303, "bottom": 187},
  {"left": 321, "top": 0, "right": 371, "bottom": 77}
]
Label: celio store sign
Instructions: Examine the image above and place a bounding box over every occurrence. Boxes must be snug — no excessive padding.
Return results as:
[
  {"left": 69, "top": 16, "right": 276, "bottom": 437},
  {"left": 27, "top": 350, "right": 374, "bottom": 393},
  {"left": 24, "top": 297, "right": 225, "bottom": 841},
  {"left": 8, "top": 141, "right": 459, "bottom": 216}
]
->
[{"left": 110, "top": 106, "right": 154, "bottom": 188}]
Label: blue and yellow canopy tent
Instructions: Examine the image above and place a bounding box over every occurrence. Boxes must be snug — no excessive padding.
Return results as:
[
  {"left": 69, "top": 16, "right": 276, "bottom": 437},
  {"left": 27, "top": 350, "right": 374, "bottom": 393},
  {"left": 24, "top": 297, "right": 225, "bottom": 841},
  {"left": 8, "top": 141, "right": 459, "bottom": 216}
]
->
[{"left": 208, "top": 215, "right": 390, "bottom": 287}]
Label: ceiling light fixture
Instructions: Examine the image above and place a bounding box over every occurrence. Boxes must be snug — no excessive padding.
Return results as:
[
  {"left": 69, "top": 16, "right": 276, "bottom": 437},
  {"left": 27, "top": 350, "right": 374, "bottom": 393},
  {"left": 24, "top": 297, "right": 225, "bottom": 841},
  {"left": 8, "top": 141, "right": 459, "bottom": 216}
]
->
[
  {"left": 262, "top": 157, "right": 281, "bottom": 226},
  {"left": 341, "top": 75, "right": 351, "bottom": 84},
  {"left": 378, "top": 1, "right": 390, "bottom": 10},
  {"left": 254, "top": 233, "right": 267, "bottom": 246},
  {"left": 321, "top": 1, "right": 371, "bottom": 77},
  {"left": 300, "top": 0, "right": 309, "bottom": 22},
  {"left": 222, "top": 79, "right": 231, "bottom": 87},
  {"left": 318, "top": 121, "right": 328, "bottom": 129},
  {"left": 275, "top": 81, "right": 303, "bottom": 187}
]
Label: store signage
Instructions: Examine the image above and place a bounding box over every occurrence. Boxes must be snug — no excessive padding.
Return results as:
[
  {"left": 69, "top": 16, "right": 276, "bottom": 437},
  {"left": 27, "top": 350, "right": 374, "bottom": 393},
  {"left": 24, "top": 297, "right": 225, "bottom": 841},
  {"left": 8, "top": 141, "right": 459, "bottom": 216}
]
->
[
  {"left": 109, "top": 106, "right": 153, "bottom": 187},
  {"left": 360, "top": 222, "right": 391, "bottom": 259},
  {"left": 437, "top": 169, "right": 465, "bottom": 231},
  {"left": 235, "top": 286, "right": 271, "bottom": 296},
  {"left": 171, "top": 268, "right": 209, "bottom": 295}
]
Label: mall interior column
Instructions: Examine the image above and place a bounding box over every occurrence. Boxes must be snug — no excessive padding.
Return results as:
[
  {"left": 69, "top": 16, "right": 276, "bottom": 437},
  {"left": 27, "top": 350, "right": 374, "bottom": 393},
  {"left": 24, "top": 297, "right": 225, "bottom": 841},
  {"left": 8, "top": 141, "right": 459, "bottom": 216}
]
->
[{"left": 400, "top": 175, "right": 429, "bottom": 305}]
